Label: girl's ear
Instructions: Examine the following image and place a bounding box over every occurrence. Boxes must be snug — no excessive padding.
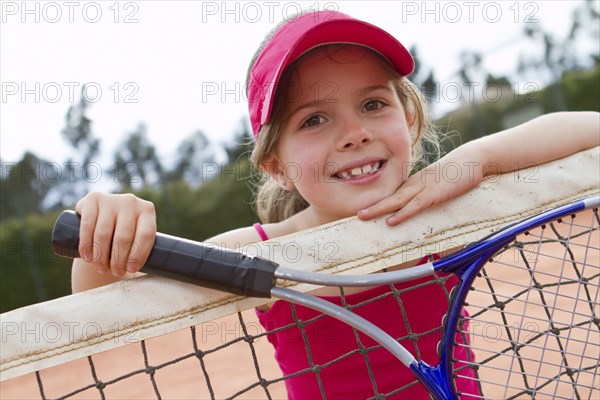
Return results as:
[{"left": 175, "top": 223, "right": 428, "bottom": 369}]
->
[
  {"left": 405, "top": 109, "right": 414, "bottom": 126},
  {"left": 259, "top": 157, "right": 295, "bottom": 191}
]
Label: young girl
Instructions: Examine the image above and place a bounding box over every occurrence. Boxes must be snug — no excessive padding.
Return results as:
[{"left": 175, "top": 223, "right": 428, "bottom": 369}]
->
[{"left": 72, "top": 10, "right": 599, "bottom": 399}]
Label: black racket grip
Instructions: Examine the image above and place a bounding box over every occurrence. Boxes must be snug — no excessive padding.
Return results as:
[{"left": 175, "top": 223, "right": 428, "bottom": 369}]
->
[{"left": 51, "top": 210, "right": 278, "bottom": 298}]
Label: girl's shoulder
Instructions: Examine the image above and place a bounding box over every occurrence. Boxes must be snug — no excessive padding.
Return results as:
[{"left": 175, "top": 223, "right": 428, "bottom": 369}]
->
[
  {"left": 205, "top": 226, "right": 263, "bottom": 249},
  {"left": 206, "top": 219, "right": 297, "bottom": 249}
]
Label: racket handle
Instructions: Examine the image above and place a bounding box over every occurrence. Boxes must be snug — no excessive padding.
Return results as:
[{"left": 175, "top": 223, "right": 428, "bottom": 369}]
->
[{"left": 51, "top": 210, "right": 278, "bottom": 298}]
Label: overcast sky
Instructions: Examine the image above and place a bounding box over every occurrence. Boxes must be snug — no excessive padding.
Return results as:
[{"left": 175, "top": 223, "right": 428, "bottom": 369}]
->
[{"left": 1, "top": 1, "right": 595, "bottom": 172}]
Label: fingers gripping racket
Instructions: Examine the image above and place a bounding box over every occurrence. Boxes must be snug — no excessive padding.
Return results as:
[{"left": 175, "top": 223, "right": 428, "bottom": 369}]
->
[{"left": 52, "top": 196, "right": 600, "bottom": 399}]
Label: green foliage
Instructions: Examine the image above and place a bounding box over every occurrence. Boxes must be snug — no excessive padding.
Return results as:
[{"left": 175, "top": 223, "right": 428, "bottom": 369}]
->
[
  {"left": 562, "top": 66, "right": 600, "bottom": 112},
  {"left": 224, "top": 120, "right": 253, "bottom": 165},
  {"left": 113, "top": 123, "right": 164, "bottom": 191},
  {"left": 61, "top": 90, "right": 99, "bottom": 166},
  {"left": 140, "top": 159, "right": 258, "bottom": 241},
  {"left": 0, "top": 152, "right": 53, "bottom": 219},
  {"left": 167, "top": 130, "right": 214, "bottom": 187},
  {"left": 0, "top": 159, "right": 258, "bottom": 312},
  {"left": 436, "top": 66, "right": 600, "bottom": 144},
  {"left": 1, "top": 212, "right": 73, "bottom": 312},
  {"left": 58, "top": 88, "right": 101, "bottom": 207}
]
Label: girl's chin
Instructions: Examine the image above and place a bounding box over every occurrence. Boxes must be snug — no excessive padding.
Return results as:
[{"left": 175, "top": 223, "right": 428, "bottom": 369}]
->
[
  {"left": 308, "top": 188, "right": 400, "bottom": 221},
  {"left": 331, "top": 199, "right": 388, "bottom": 219},
  {"left": 356, "top": 192, "right": 396, "bottom": 210}
]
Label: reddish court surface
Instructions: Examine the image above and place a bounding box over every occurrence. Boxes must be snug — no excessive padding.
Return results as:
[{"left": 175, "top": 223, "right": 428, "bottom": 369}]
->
[{"left": 1, "top": 311, "right": 287, "bottom": 399}]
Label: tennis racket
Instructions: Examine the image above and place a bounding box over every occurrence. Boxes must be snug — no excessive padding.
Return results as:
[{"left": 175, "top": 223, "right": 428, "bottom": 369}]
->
[{"left": 51, "top": 195, "right": 600, "bottom": 400}]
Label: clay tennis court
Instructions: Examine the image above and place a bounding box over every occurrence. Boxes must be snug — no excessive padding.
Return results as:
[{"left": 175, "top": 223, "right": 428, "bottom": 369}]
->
[
  {"left": 0, "top": 310, "right": 287, "bottom": 399},
  {"left": 1, "top": 210, "right": 598, "bottom": 399}
]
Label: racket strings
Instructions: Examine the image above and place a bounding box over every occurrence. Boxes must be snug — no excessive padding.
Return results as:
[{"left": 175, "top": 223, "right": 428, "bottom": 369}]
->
[
  {"left": 455, "top": 332, "right": 598, "bottom": 373},
  {"left": 457, "top": 372, "right": 597, "bottom": 400},
  {"left": 523, "top": 216, "right": 596, "bottom": 398},
  {"left": 477, "top": 264, "right": 536, "bottom": 394},
  {"left": 453, "top": 322, "right": 485, "bottom": 398},
  {"left": 467, "top": 286, "right": 597, "bottom": 324},
  {"left": 456, "top": 354, "right": 600, "bottom": 379},
  {"left": 453, "top": 209, "right": 600, "bottom": 399},
  {"left": 457, "top": 317, "right": 595, "bottom": 352}
]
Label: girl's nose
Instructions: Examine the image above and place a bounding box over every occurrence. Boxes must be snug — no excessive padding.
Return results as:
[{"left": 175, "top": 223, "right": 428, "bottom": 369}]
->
[{"left": 338, "top": 119, "right": 374, "bottom": 150}]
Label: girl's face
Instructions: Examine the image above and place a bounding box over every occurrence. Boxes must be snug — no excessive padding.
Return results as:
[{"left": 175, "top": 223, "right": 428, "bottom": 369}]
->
[{"left": 264, "top": 46, "right": 413, "bottom": 222}]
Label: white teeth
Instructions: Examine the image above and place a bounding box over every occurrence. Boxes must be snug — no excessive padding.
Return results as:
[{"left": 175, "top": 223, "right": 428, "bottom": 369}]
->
[{"left": 336, "top": 161, "right": 381, "bottom": 179}]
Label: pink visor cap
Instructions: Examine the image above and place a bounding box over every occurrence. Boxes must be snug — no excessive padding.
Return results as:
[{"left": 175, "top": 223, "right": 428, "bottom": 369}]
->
[{"left": 247, "top": 10, "right": 414, "bottom": 136}]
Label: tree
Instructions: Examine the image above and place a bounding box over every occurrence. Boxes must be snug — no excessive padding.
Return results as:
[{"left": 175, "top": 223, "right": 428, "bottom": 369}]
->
[
  {"left": 521, "top": 26, "right": 568, "bottom": 111},
  {"left": 61, "top": 87, "right": 100, "bottom": 166},
  {"left": 46, "top": 86, "right": 102, "bottom": 208},
  {"left": 224, "top": 119, "right": 253, "bottom": 165},
  {"left": 112, "top": 123, "right": 163, "bottom": 191},
  {"left": 485, "top": 74, "right": 511, "bottom": 88},
  {"left": 518, "top": 1, "right": 599, "bottom": 111},
  {"left": 0, "top": 153, "right": 55, "bottom": 303},
  {"left": 421, "top": 71, "right": 439, "bottom": 108},
  {"left": 169, "top": 130, "right": 214, "bottom": 187},
  {"left": 0, "top": 152, "right": 53, "bottom": 219},
  {"left": 585, "top": 0, "right": 600, "bottom": 66},
  {"left": 407, "top": 46, "right": 439, "bottom": 109},
  {"left": 457, "top": 51, "right": 486, "bottom": 137}
]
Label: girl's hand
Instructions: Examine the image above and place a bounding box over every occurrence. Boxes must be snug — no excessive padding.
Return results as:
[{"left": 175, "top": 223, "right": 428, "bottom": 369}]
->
[
  {"left": 357, "top": 145, "right": 484, "bottom": 226},
  {"left": 75, "top": 192, "right": 156, "bottom": 276},
  {"left": 360, "top": 111, "right": 600, "bottom": 226}
]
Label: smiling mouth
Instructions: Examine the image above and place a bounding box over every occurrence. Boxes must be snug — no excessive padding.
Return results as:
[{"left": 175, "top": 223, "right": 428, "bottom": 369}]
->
[{"left": 334, "top": 161, "right": 385, "bottom": 180}]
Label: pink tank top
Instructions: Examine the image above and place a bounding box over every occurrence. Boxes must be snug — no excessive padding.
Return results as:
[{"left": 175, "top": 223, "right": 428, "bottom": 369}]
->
[{"left": 253, "top": 224, "right": 480, "bottom": 399}]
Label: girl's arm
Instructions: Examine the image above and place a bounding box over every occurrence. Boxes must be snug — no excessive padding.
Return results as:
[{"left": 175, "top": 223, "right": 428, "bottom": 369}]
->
[
  {"left": 71, "top": 191, "right": 263, "bottom": 293},
  {"left": 358, "top": 111, "right": 600, "bottom": 226}
]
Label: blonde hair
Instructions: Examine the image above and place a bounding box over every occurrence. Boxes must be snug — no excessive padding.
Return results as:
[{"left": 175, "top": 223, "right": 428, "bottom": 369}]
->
[{"left": 246, "top": 19, "right": 440, "bottom": 224}]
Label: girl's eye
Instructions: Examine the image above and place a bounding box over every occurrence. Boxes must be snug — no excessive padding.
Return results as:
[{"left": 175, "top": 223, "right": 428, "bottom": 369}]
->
[
  {"left": 363, "top": 100, "right": 385, "bottom": 112},
  {"left": 301, "top": 114, "right": 325, "bottom": 128}
]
